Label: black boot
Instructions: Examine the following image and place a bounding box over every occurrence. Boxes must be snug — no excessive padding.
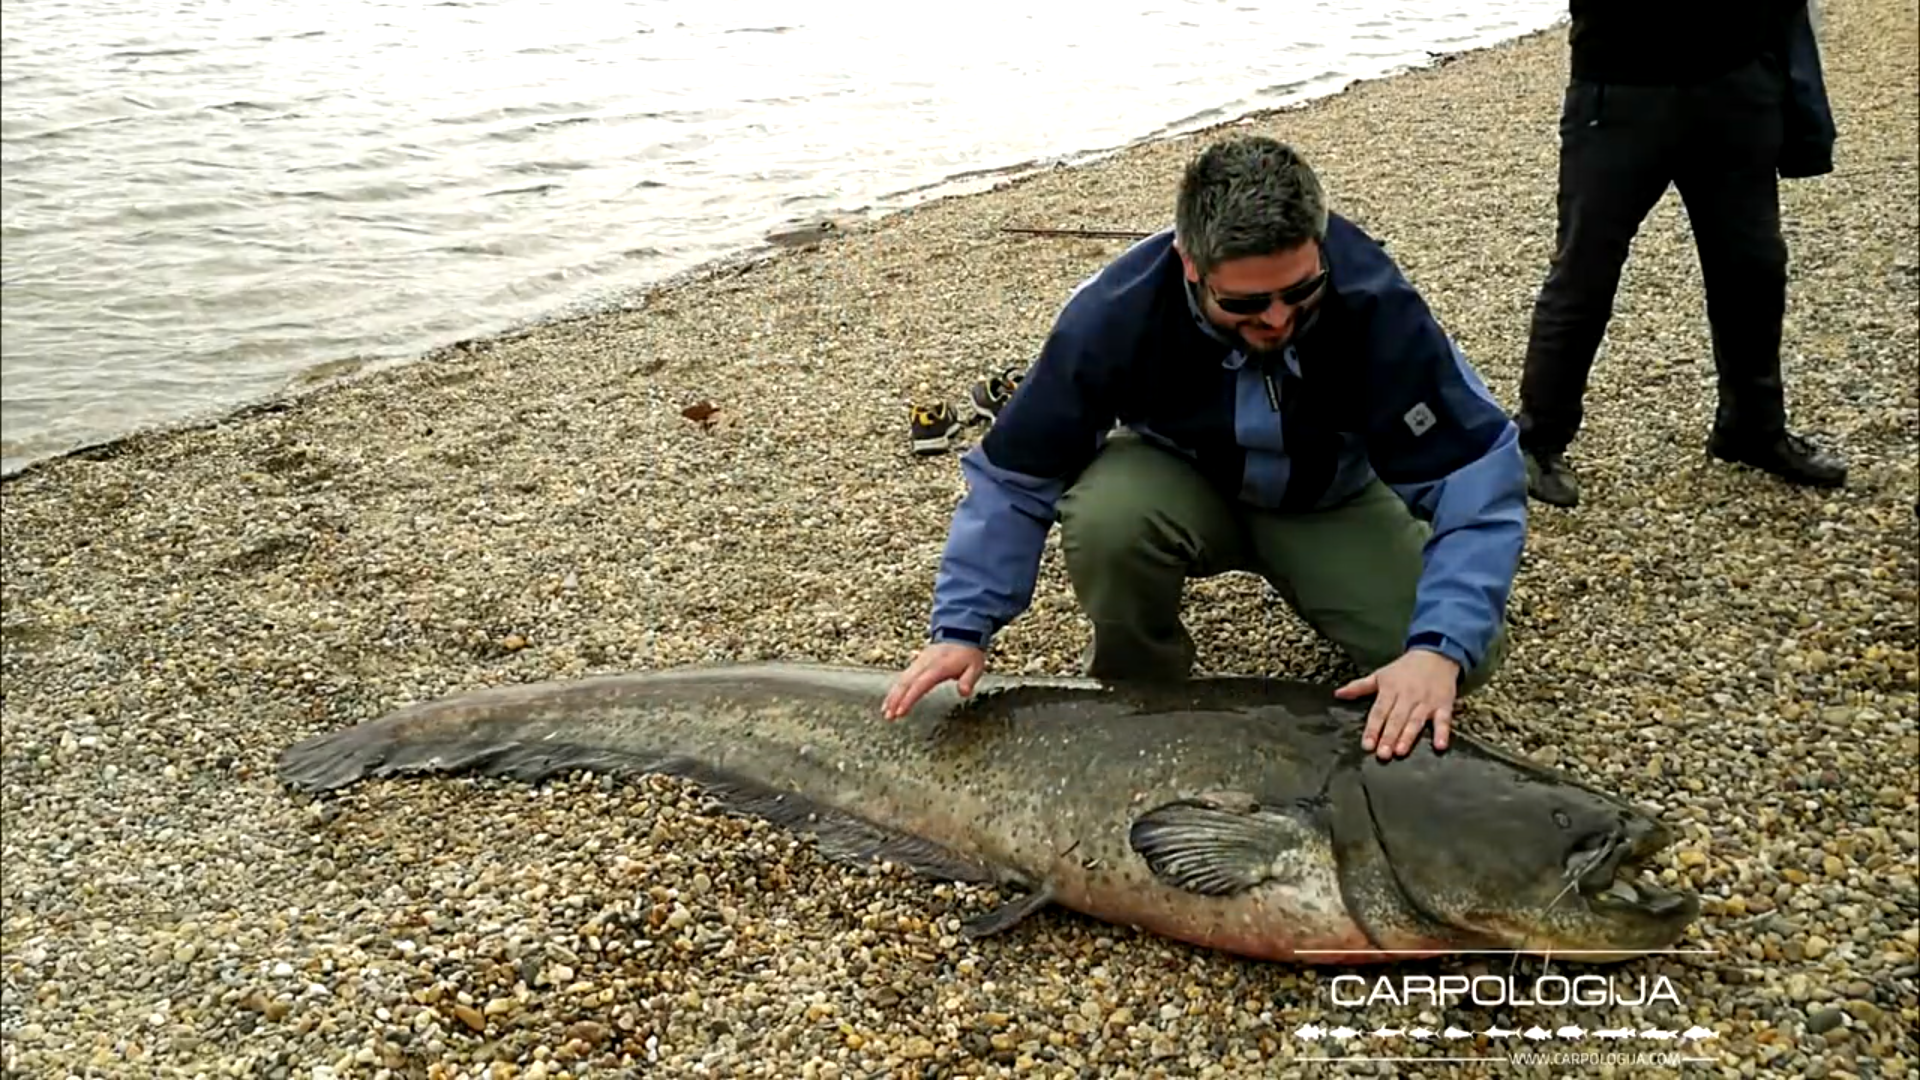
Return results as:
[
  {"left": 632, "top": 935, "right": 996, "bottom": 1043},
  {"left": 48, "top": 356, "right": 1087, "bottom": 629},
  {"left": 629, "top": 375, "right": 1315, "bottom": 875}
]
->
[
  {"left": 1707, "top": 428, "right": 1846, "bottom": 488},
  {"left": 1523, "top": 447, "right": 1580, "bottom": 508}
]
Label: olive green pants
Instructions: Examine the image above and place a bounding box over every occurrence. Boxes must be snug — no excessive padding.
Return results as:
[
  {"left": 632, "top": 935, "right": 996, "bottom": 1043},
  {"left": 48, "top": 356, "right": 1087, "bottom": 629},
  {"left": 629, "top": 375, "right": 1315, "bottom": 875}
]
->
[{"left": 1056, "top": 433, "right": 1508, "bottom": 688}]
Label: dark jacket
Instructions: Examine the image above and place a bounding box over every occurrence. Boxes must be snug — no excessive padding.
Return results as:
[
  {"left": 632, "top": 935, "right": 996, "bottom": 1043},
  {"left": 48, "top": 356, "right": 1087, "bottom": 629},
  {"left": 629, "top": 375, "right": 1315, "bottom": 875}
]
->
[
  {"left": 1567, "top": 0, "right": 1835, "bottom": 179},
  {"left": 1778, "top": 1, "right": 1836, "bottom": 178}
]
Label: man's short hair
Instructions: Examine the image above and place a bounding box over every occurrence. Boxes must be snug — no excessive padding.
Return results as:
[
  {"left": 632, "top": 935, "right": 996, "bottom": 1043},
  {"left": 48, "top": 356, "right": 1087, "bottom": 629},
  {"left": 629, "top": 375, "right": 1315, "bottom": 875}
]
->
[{"left": 1174, "top": 136, "right": 1329, "bottom": 276}]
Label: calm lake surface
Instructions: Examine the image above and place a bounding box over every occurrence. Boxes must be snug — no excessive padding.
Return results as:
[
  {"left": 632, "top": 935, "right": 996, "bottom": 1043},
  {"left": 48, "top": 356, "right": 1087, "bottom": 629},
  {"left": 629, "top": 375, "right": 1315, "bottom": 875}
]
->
[{"left": 0, "top": 0, "right": 1565, "bottom": 474}]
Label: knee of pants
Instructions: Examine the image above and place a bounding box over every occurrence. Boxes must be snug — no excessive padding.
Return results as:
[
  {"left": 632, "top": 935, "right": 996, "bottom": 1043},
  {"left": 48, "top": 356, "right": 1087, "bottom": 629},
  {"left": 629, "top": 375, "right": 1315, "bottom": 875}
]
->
[
  {"left": 1059, "top": 499, "right": 1195, "bottom": 583},
  {"left": 1543, "top": 231, "right": 1634, "bottom": 295},
  {"left": 1757, "top": 233, "right": 1788, "bottom": 273},
  {"left": 1704, "top": 237, "right": 1787, "bottom": 285},
  {"left": 1748, "top": 241, "right": 1789, "bottom": 286}
]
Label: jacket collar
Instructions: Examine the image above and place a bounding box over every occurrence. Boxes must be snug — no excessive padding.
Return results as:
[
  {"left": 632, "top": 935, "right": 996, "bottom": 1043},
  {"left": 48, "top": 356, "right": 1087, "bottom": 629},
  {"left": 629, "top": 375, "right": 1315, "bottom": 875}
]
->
[{"left": 1181, "top": 271, "right": 1312, "bottom": 378}]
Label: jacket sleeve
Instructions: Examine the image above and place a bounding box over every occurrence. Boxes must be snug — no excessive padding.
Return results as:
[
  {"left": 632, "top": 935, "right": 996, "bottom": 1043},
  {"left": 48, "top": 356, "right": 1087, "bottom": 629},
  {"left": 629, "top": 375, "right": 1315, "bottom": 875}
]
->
[
  {"left": 1355, "top": 289, "right": 1528, "bottom": 676},
  {"left": 926, "top": 293, "right": 1121, "bottom": 648}
]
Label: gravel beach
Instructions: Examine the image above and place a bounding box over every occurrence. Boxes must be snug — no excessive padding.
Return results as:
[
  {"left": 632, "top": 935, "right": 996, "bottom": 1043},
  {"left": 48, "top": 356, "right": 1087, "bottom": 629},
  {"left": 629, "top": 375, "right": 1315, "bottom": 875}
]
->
[{"left": 3, "top": 0, "right": 1916, "bottom": 1075}]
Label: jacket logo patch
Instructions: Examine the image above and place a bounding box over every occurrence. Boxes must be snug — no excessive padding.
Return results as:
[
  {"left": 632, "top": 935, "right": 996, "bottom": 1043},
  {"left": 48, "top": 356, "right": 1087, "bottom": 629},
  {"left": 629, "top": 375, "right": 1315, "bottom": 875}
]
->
[{"left": 1403, "top": 401, "right": 1437, "bottom": 437}]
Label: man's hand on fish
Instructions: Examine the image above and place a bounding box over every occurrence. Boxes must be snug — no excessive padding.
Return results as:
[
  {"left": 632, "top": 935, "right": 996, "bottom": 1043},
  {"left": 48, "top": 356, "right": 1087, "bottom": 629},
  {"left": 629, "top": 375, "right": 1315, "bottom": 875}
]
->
[
  {"left": 883, "top": 642, "right": 986, "bottom": 720},
  {"left": 1336, "top": 647, "right": 1460, "bottom": 760}
]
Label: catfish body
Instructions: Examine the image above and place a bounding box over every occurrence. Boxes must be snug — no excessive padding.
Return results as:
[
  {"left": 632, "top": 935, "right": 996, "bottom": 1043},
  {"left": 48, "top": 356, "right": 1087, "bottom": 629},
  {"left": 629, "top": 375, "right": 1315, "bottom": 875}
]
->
[{"left": 278, "top": 664, "right": 1699, "bottom": 964}]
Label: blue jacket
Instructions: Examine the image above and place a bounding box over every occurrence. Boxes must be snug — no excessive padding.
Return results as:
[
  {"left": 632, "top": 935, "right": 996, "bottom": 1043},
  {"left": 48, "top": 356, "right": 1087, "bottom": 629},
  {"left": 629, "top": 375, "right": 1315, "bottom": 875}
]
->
[{"left": 927, "top": 214, "right": 1527, "bottom": 675}]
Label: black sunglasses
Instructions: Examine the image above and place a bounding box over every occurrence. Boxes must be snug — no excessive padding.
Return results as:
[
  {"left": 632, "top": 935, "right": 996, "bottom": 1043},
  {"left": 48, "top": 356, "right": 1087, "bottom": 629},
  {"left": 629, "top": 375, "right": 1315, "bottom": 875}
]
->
[{"left": 1209, "top": 264, "right": 1329, "bottom": 317}]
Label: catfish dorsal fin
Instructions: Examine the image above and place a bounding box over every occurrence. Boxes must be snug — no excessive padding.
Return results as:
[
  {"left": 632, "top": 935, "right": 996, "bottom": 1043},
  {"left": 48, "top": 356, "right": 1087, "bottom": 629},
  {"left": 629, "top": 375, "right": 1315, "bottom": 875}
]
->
[{"left": 1129, "top": 790, "right": 1323, "bottom": 897}]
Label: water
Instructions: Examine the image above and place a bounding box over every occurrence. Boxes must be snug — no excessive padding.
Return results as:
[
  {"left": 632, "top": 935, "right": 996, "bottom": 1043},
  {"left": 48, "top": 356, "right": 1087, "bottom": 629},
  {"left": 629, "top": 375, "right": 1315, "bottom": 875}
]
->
[{"left": 0, "top": 0, "right": 1565, "bottom": 475}]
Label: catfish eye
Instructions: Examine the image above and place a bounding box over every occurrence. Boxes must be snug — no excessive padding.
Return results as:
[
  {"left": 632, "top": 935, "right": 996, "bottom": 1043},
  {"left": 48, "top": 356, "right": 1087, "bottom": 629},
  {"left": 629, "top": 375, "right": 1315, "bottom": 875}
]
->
[{"left": 1553, "top": 810, "right": 1572, "bottom": 829}]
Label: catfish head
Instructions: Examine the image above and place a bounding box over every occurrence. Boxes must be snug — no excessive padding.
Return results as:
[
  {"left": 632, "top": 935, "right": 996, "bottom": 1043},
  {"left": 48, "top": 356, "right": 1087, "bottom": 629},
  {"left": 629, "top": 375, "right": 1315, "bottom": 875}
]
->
[{"left": 1352, "top": 734, "right": 1700, "bottom": 960}]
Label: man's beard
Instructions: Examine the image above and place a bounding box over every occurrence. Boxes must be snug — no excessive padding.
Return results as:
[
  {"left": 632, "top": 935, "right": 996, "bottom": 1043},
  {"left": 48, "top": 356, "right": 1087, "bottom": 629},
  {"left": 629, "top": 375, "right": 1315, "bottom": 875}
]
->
[
  {"left": 1236, "top": 327, "right": 1292, "bottom": 354},
  {"left": 1224, "top": 303, "right": 1319, "bottom": 355},
  {"left": 1222, "top": 319, "right": 1293, "bottom": 355}
]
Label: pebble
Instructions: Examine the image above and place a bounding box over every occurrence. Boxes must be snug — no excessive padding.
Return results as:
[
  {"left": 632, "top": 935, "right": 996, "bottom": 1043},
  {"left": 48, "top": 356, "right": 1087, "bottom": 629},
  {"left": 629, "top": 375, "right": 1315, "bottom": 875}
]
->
[
  {"left": 0, "top": 2, "right": 1914, "bottom": 1079},
  {"left": 1808, "top": 1007, "right": 1847, "bottom": 1035}
]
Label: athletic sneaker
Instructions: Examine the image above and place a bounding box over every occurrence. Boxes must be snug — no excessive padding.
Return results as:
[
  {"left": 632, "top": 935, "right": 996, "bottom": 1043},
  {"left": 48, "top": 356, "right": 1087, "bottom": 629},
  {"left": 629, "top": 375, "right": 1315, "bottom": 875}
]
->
[
  {"left": 909, "top": 401, "right": 962, "bottom": 455},
  {"left": 967, "top": 365, "right": 1026, "bottom": 425}
]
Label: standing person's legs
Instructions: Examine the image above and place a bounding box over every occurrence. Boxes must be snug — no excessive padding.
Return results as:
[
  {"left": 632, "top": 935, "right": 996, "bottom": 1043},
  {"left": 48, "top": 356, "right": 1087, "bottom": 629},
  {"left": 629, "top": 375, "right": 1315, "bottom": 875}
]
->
[
  {"left": 1514, "top": 80, "right": 1680, "bottom": 508},
  {"left": 1676, "top": 56, "right": 1847, "bottom": 486},
  {"left": 1057, "top": 433, "right": 1248, "bottom": 681},
  {"left": 1242, "top": 480, "right": 1510, "bottom": 694}
]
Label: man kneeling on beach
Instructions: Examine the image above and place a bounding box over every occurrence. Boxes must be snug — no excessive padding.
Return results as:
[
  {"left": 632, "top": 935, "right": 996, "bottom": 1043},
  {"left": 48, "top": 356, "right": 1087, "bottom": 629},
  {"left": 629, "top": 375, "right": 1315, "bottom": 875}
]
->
[{"left": 882, "top": 136, "right": 1528, "bottom": 760}]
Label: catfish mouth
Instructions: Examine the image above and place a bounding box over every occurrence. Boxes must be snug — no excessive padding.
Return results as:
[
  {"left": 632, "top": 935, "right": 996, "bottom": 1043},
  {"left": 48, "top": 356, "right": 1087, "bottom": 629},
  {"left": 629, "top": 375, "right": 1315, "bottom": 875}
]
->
[{"left": 1566, "top": 820, "right": 1697, "bottom": 924}]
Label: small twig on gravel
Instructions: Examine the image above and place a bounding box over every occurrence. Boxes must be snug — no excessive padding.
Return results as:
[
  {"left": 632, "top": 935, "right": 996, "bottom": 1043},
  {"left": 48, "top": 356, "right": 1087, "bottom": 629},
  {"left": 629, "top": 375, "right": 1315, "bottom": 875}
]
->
[{"left": 1000, "top": 226, "right": 1154, "bottom": 240}]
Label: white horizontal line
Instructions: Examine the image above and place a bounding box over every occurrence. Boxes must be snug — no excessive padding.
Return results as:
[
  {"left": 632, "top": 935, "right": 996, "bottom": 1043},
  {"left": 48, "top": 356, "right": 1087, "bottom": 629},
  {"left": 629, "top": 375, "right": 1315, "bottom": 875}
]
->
[
  {"left": 1299, "top": 1057, "right": 1508, "bottom": 1063},
  {"left": 1299, "top": 1057, "right": 1716, "bottom": 1065},
  {"left": 1293, "top": 948, "right": 1718, "bottom": 955}
]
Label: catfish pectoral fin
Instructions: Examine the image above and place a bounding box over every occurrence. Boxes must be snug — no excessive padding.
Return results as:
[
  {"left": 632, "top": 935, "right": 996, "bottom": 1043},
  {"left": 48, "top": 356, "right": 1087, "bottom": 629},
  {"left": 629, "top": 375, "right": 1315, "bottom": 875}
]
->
[
  {"left": 959, "top": 882, "right": 1057, "bottom": 939},
  {"left": 1130, "top": 794, "right": 1324, "bottom": 896}
]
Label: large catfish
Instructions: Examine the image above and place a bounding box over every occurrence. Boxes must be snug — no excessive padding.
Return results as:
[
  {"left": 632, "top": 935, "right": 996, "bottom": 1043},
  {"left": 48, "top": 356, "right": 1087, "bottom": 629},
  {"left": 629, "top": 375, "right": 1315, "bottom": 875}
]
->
[{"left": 276, "top": 664, "right": 1700, "bottom": 964}]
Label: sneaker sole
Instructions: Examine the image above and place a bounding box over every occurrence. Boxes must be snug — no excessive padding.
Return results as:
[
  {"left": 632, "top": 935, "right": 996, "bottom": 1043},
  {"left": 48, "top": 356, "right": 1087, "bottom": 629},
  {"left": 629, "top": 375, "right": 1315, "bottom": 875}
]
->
[{"left": 911, "top": 425, "right": 961, "bottom": 455}]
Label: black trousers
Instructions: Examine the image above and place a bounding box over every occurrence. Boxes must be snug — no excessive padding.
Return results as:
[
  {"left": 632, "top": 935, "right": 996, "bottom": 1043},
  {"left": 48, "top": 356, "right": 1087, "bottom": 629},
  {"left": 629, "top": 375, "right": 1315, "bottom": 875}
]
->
[{"left": 1514, "top": 54, "right": 1792, "bottom": 456}]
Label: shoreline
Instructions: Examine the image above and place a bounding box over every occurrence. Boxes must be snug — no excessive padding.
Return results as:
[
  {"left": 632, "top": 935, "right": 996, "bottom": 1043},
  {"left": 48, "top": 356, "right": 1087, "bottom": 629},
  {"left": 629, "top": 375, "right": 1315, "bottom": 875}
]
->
[
  {"left": 0, "top": 18, "right": 1566, "bottom": 486},
  {"left": 2, "top": 1, "right": 1915, "bottom": 1076}
]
